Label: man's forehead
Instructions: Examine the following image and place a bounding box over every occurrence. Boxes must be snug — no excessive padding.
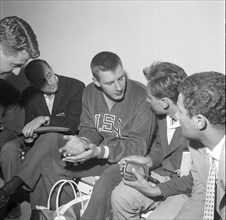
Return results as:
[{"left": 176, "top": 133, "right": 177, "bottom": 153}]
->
[
  {"left": 11, "top": 51, "right": 30, "bottom": 64},
  {"left": 99, "top": 66, "right": 124, "bottom": 82}
]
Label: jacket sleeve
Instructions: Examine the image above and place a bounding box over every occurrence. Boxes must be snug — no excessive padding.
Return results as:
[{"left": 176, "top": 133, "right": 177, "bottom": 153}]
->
[
  {"left": 159, "top": 171, "right": 193, "bottom": 198},
  {"left": 49, "top": 82, "right": 85, "bottom": 134},
  {"left": 103, "top": 100, "right": 157, "bottom": 163},
  {"left": 148, "top": 125, "right": 164, "bottom": 169},
  {"left": 22, "top": 92, "right": 37, "bottom": 125}
]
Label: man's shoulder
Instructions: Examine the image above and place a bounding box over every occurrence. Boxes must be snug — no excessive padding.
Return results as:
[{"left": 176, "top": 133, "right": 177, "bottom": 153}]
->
[
  {"left": 85, "top": 82, "right": 96, "bottom": 91},
  {"left": 127, "top": 79, "right": 147, "bottom": 97},
  {"left": 22, "top": 85, "right": 36, "bottom": 95},
  {"left": 128, "top": 79, "right": 146, "bottom": 89},
  {"left": 0, "top": 79, "right": 19, "bottom": 92},
  {"left": 22, "top": 86, "right": 39, "bottom": 101}
]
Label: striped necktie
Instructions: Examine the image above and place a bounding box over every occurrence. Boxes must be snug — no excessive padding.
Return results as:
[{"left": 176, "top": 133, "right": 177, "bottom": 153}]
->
[{"left": 203, "top": 156, "right": 217, "bottom": 220}]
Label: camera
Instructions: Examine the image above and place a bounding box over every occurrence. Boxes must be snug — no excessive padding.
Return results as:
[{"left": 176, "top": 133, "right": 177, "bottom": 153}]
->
[
  {"left": 123, "top": 161, "right": 160, "bottom": 185},
  {"left": 123, "top": 161, "right": 149, "bottom": 181}
]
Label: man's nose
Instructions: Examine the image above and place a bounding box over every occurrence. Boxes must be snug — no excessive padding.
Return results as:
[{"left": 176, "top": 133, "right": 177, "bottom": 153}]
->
[
  {"left": 46, "top": 78, "right": 52, "bottom": 86},
  {"left": 115, "top": 81, "right": 122, "bottom": 90}
]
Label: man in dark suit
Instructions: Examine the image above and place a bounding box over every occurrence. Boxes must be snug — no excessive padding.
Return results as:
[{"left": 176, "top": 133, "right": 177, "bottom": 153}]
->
[
  {"left": 111, "top": 61, "right": 190, "bottom": 220},
  {"left": 0, "top": 59, "right": 85, "bottom": 216},
  {"left": 0, "top": 15, "right": 40, "bottom": 220}
]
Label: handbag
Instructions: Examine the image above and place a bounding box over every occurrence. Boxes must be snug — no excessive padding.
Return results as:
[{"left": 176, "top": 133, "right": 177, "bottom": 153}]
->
[{"left": 36, "top": 179, "right": 90, "bottom": 220}]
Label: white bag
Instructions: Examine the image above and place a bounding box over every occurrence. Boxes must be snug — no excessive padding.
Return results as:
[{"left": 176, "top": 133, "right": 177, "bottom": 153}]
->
[{"left": 36, "top": 179, "right": 90, "bottom": 220}]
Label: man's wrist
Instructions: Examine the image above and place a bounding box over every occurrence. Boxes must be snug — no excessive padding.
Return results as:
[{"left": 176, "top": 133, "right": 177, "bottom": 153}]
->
[{"left": 146, "top": 156, "right": 153, "bottom": 168}]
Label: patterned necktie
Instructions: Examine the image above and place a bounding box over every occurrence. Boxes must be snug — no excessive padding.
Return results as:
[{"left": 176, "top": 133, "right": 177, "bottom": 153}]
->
[{"left": 203, "top": 156, "right": 217, "bottom": 220}]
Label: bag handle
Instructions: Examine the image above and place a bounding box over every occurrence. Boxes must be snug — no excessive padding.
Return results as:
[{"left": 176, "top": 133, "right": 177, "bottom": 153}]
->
[
  {"left": 56, "top": 180, "right": 84, "bottom": 210},
  {"left": 47, "top": 179, "right": 77, "bottom": 209}
]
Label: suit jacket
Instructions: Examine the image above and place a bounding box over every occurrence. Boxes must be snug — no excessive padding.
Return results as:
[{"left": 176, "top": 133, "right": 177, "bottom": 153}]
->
[
  {"left": 22, "top": 75, "right": 85, "bottom": 135},
  {"left": 0, "top": 79, "right": 24, "bottom": 149},
  {"left": 159, "top": 139, "right": 225, "bottom": 220},
  {"left": 149, "top": 115, "right": 188, "bottom": 179}
]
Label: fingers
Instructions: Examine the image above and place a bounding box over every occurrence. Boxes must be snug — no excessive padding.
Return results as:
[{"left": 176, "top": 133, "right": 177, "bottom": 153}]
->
[{"left": 63, "top": 150, "right": 91, "bottom": 163}]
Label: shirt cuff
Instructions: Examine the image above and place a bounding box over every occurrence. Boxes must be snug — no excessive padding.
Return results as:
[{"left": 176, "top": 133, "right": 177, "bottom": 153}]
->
[{"left": 98, "top": 146, "right": 109, "bottom": 159}]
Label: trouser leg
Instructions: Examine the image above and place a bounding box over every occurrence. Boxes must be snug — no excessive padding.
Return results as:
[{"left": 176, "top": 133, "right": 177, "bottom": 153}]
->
[
  {"left": 0, "top": 137, "right": 23, "bottom": 182},
  {"left": 30, "top": 154, "right": 108, "bottom": 210},
  {"left": 0, "top": 129, "right": 18, "bottom": 150},
  {"left": 81, "top": 164, "right": 122, "bottom": 220},
  {"left": 147, "top": 194, "right": 189, "bottom": 220},
  {"left": 111, "top": 181, "right": 157, "bottom": 220},
  {"left": 17, "top": 133, "right": 64, "bottom": 190}
]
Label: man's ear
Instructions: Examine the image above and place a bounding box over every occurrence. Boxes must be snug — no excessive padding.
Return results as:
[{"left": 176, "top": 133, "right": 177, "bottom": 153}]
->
[
  {"left": 92, "top": 77, "right": 101, "bottom": 87},
  {"left": 161, "top": 97, "right": 170, "bottom": 109},
  {"left": 194, "top": 114, "right": 207, "bottom": 130}
]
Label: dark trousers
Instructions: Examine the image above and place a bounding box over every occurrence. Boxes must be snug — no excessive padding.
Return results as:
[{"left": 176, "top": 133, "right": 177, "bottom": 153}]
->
[
  {"left": 81, "top": 164, "right": 122, "bottom": 220},
  {"left": 15, "top": 132, "right": 109, "bottom": 210}
]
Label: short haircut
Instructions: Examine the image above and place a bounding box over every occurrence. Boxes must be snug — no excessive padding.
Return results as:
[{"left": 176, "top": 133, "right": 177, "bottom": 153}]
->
[
  {"left": 25, "top": 59, "right": 50, "bottom": 82},
  {"left": 178, "top": 71, "right": 225, "bottom": 128},
  {"left": 144, "top": 62, "right": 187, "bottom": 104},
  {"left": 0, "top": 16, "right": 40, "bottom": 58},
  {"left": 90, "top": 51, "right": 123, "bottom": 79}
]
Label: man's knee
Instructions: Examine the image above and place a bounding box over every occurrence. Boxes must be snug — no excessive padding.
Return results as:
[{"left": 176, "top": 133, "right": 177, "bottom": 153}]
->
[
  {"left": 111, "top": 182, "right": 135, "bottom": 211},
  {"left": 1, "top": 142, "right": 21, "bottom": 159},
  {"left": 111, "top": 185, "right": 127, "bottom": 211}
]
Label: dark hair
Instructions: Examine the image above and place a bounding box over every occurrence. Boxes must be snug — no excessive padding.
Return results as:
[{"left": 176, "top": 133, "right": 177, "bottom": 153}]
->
[
  {"left": 90, "top": 51, "right": 123, "bottom": 79},
  {"left": 0, "top": 16, "right": 40, "bottom": 58},
  {"left": 25, "top": 59, "right": 51, "bottom": 82},
  {"left": 144, "top": 62, "right": 187, "bottom": 104},
  {"left": 178, "top": 71, "right": 225, "bottom": 128}
]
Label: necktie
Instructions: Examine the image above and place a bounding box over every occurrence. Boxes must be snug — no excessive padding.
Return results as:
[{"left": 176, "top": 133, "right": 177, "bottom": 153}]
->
[{"left": 203, "top": 156, "right": 217, "bottom": 220}]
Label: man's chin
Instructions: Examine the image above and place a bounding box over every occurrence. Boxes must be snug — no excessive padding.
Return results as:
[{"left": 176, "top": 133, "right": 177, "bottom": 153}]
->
[{"left": 113, "top": 95, "right": 124, "bottom": 102}]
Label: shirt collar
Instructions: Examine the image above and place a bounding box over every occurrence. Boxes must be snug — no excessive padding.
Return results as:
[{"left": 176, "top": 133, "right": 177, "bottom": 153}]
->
[
  {"left": 166, "top": 115, "right": 180, "bottom": 129},
  {"left": 206, "top": 135, "right": 225, "bottom": 161}
]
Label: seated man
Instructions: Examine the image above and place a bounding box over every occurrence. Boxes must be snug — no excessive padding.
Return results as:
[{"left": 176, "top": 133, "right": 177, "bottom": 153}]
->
[
  {"left": 0, "top": 15, "right": 40, "bottom": 219},
  {"left": 0, "top": 51, "right": 157, "bottom": 219},
  {"left": 80, "top": 61, "right": 190, "bottom": 220},
  {"left": 112, "top": 71, "right": 225, "bottom": 220},
  {"left": 0, "top": 59, "right": 85, "bottom": 215}
]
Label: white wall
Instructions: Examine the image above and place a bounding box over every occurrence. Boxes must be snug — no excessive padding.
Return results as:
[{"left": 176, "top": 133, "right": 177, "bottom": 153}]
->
[{"left": 1, "top": 0, "right": 225, "bottom": 88}]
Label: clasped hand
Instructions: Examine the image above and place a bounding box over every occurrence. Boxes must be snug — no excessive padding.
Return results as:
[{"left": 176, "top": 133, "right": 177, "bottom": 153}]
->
[{"left": 59, "top": 135, "right": 99, "bottom": 164}]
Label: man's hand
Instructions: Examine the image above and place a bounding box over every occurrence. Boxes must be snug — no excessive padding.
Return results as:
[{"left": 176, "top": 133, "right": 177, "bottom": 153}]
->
[
  {"left": 119, "top": 155, "right": 152, "bottom": 174},
  {"left": 123, "top": 168, "right": 162, "bottom": 198},
  {"left": 62, "top": 143, "right": 100, "bottom": 163},
  {"left": 59, "top": 135, "right": 86, "bottom": 157},
  {"left": 22, "top": 116, "right": 49, "bottom": 138}
]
